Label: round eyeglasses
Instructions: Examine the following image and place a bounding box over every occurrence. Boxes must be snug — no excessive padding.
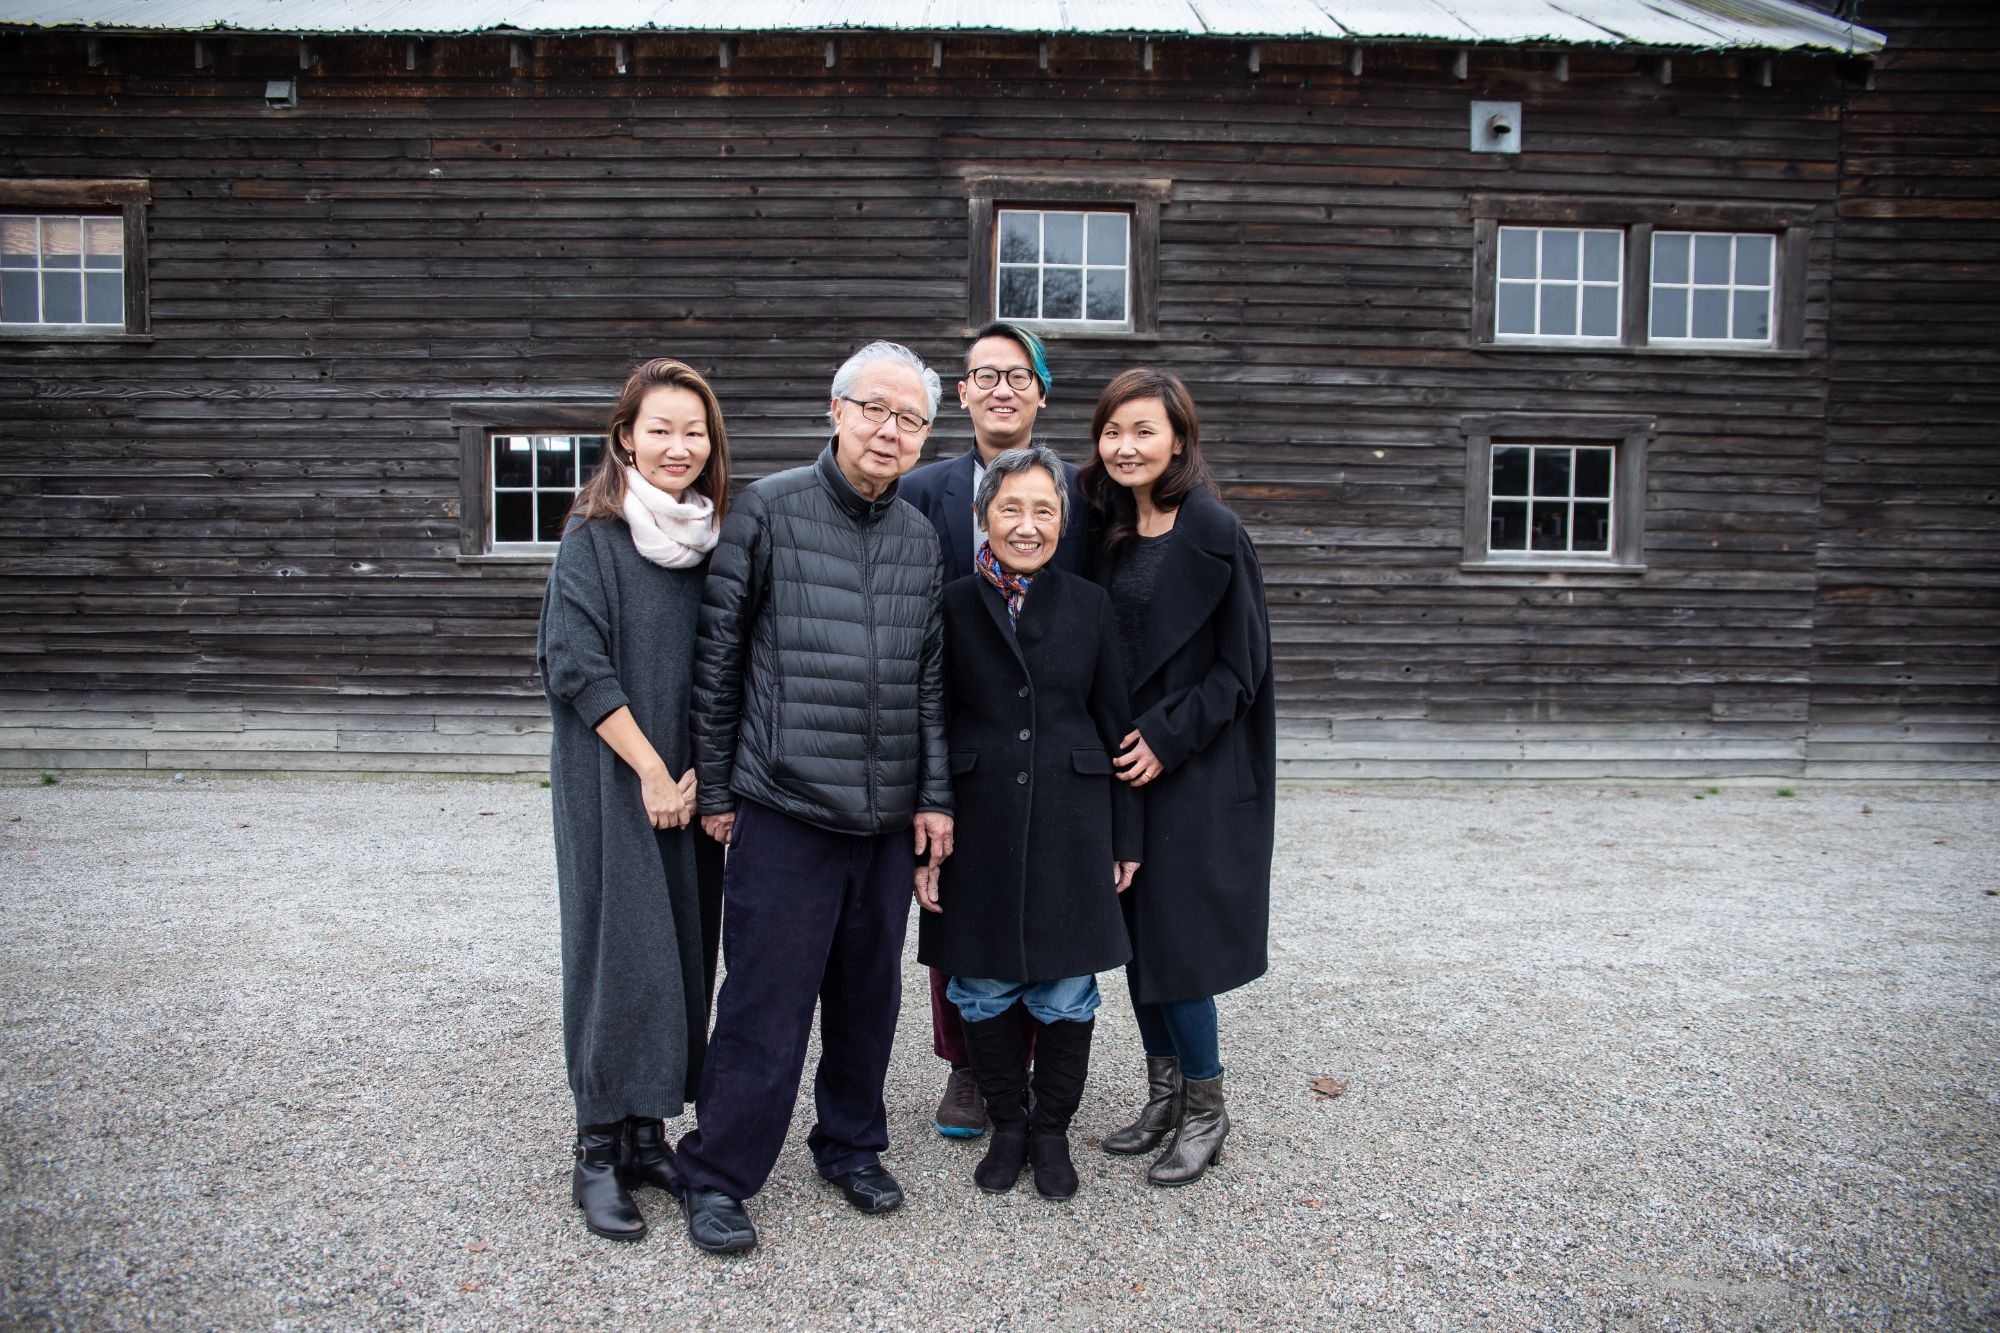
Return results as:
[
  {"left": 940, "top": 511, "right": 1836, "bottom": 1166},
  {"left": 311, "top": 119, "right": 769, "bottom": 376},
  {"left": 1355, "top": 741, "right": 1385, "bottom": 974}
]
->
[
  {"left": 966, "top": 366, "right": 1039, "bottom": 393},
  {"left": 839, "top": 396, "right": 930, "bottom": 434}
]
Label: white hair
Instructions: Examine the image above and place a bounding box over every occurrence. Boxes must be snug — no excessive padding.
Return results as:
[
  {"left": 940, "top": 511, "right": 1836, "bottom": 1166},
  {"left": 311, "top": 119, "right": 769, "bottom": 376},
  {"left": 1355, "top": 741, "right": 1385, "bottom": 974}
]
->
[
  {"left": 827, "top": 340, "right": 943, "bottom": 425},
  {"left": 974, "top": 445, "right": 1069, "bottom": 532}
]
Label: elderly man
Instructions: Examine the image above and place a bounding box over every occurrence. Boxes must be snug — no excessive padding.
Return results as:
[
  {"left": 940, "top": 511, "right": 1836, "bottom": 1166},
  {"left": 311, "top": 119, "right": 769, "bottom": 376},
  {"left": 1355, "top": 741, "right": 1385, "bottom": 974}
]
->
[
  {"left": 667, "top": 341, "right": 954, "bottom": 1257},
  {"left": 898, "top": 320, "right": 1091, "bottom": 1139}
]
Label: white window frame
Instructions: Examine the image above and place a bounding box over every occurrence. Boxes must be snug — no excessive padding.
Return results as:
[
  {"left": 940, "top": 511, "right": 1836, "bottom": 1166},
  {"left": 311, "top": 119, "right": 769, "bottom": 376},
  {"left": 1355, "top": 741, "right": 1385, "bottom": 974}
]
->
[
  {"left": 964, "top": 175, "right": 1169, "bottom": 339},
  {"left": 1, "top": 214, "right": 128, "bottom": 329},
  {"left": 0, "top": 180, "right": 150, "bottom": 341},
  {"left": 1648, "top": 230, "right": 1778, "bottom": 348},
  {"left": 994, "top": 207, "right": 1132, "bottom": 330},
  {"left": 453, "top": 403, "right": 610, "bottom": 560},
  {"left": 1492, "top": 225, "right": 1625, "bottom": 346},
  {"left": 1485, "top": 443, "right": 1618, "bottom": 558},
  {"left": 1461, "top": 414, "right": 1653, "bottom": 574},
  {"left": 487, "top": 432, "right": 608, "bottom": 551}
]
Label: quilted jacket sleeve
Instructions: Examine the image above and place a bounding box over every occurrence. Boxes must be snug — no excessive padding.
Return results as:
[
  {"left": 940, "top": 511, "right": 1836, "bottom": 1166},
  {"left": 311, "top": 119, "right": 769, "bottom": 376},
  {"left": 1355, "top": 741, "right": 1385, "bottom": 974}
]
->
[{"left": 693, "top": 489, "right": 766, "bottom": 815}]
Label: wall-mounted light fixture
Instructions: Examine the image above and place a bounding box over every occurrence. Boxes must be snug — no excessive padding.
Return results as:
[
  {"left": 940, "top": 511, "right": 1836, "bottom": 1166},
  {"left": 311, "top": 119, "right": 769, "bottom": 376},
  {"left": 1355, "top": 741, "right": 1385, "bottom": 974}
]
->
[{"left": 1470, "top": 100, "right": 1520, "bottom": 154}]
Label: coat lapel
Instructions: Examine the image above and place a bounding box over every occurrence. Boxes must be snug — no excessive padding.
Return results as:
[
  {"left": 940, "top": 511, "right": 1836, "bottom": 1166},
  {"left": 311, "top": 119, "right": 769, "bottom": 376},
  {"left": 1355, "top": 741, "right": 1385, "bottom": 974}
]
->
[
  {"left": 975, "top": 575, "right": 1032, "bottom": 680},
  {"left": 1128, "top": 492, "right": 1238, "bottom": 690},
  {"left": 940, "top": 450, "right": 978, "bottom": 578}
]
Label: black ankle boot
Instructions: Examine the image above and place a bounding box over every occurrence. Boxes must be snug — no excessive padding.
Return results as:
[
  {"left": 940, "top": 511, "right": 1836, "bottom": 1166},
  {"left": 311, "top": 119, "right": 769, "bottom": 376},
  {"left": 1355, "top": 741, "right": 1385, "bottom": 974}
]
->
[
  {"left": 620, "top": 1116, "right": 678, "bottom": 1193},
  {"left": 961, "top": 1007, "right": 1032, "bottom": 1193},
  {"left": 573, "top": 1122, "right": 646, "bottom": 1241}
]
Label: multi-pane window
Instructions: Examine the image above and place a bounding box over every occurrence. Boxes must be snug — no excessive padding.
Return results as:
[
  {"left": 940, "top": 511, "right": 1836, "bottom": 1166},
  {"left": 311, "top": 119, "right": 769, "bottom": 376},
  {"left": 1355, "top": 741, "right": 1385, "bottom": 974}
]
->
[
  {"left": 996, "top": 209, "right": 1130, "bottom": 325},
  {"left": 1, "top": 214, "right": 125, "bottom": 326},
  {"left": 1649, "top": 232, "right": 1775, "bottom": 345},
  {"left": 1494, "top": 226, "right": 1623, "bottom": 342},
  {"left": 490, "top": 433, "right": 605, "bottom": 546},
  {"left": 1488, "top": 444, "right": 1615, "bottom": 555}
]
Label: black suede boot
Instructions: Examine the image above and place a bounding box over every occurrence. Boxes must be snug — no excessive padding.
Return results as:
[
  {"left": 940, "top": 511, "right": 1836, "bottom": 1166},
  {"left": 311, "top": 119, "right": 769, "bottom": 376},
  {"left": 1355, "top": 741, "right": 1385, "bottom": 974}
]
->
[
  {"left": 960, "top": 1007, "right": 1031, "bottom": 1193},
  {"left": 573, "top": 1122, "right": 646, "bottom": 1241},
  {"left": 620, "top": 1116, "right": 678, "bottom": 1194},
  {"left": 1026, "top": 1017, "right": 1094, "bottom": 1199}
]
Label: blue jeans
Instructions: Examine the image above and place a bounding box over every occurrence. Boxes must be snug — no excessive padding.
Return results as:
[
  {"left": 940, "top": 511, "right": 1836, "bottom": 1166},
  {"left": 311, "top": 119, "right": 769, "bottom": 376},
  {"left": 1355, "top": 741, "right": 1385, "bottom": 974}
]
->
[
  {"left": 948, "top": 974, "right": 1100, "bottom": 1025},
  {"left": 1127, "top": 971, "right": 1222, "bottom": 1081}
]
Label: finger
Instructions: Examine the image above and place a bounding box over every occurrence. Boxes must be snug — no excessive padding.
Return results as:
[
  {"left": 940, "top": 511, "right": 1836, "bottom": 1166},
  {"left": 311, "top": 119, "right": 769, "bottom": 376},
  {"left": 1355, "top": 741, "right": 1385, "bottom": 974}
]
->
[
  {"left": 913, "top": 824, "right": 930, "bottom": 858},
  {"left": 1120, "top": 729, "right": 1141, "bottom": 749}
]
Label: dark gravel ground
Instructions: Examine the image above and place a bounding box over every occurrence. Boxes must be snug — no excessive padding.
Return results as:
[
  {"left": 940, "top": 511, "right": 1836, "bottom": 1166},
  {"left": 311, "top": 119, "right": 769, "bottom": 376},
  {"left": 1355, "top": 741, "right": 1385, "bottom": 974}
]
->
[{"left": 1, "top": 774, "right": 1994, "bottom": 1331}]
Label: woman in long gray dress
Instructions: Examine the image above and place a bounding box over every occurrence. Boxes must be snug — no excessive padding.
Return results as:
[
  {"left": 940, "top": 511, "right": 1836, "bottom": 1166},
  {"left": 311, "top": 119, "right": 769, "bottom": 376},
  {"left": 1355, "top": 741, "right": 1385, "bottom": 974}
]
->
[{"left": 536, "top": 357, "right": 731, "bottom": 1241}]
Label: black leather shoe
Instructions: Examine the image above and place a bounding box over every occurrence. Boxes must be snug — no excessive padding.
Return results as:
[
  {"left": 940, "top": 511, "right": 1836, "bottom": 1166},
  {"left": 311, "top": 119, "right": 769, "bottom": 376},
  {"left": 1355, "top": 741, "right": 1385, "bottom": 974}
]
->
[
  {"left": 573, "top": 1123, "right": 646, "bottom": 1242},
  {"left": 620, "top": 1117, "right": 678, "bottom": 1193},
  {"left": 666, "top": 1170, "right": 757, "bottom": 1255},
  {"left": 828, "top": 1163, "right": 904, "bottom": 1215}
]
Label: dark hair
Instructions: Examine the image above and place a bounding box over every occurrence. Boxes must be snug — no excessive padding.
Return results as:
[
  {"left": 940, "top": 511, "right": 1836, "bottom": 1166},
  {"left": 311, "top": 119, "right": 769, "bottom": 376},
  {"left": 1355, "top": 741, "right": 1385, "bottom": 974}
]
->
[
  {"left": 569, "top": 358, "right": 732, "bottom": 525},
  {"left": 1080, "top": 367, "right": 1215, "bottom": 555},
  {"left": 968, "top": 320, "right": 1053, "bottom": 396}
]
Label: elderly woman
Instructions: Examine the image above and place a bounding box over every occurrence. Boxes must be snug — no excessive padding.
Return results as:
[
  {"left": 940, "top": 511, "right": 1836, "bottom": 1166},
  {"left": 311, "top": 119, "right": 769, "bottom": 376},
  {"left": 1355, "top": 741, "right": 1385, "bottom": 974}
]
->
[
  {"left": 916, "top": 445, "right": 1142, "bottom": 1200},
  {"left": 538, "top": 357, "right": 730, "bottom": 1241},
  {"left": 1082, "top": 367, "right": 1276, "bottom": 1188}
]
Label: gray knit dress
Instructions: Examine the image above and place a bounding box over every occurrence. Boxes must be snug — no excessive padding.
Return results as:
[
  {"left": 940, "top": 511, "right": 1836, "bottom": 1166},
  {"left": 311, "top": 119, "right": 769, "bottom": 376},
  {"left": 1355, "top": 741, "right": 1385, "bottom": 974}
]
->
[{"left": 538, "top": 515, "right": 720, "bottom": 1125}]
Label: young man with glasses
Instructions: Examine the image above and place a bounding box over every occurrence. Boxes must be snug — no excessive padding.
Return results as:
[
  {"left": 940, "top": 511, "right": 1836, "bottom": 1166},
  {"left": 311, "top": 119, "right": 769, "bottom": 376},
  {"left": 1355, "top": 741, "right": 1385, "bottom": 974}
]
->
[{"left": 898, "top": 321, "right": 1092, "bottom": 1141}]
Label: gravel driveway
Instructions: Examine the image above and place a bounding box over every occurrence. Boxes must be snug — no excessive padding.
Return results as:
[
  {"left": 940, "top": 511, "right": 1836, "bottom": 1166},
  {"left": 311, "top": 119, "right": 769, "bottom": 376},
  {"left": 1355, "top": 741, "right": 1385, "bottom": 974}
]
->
[{"left": 2, "top": 775, "right": 1994, "bottom": 1331}]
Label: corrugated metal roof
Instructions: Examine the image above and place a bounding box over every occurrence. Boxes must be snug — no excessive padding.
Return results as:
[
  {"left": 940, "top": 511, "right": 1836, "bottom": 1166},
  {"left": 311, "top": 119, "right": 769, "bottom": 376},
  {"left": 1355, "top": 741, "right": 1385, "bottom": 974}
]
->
[{"left": 0, "top": 0, "right": 1887, "bottom": 54}]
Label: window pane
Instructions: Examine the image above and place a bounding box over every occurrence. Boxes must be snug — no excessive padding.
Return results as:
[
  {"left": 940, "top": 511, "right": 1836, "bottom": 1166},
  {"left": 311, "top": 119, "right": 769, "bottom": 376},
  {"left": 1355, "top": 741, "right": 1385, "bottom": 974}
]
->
[
  {"left": 1042, "top": 266, "right": 1082, "bottom": 319},
  {"left": 1539, "top": 282, "right": 1577, "bottom": 336},
  {"left": 1691, "top": 287, "right": 1730, "bottom": 339},
  {"left": 1736, "top": 234, "right": 1773, "bottom": 285},
  {"left": 1, "top": 270, "right": 37, "bottom": 321},
  {"left": 493, "top": 435, "right": 533, "bottom": 488},
  {"left": 83, "top": 271, "right": 122, "bottom": 324},
  {"left": 998, "top": 212, "right": 1039, "bottom": 264},
  {"left": 1498, "top": 227, "right": 1536, "bottom": 279},
  {"left": 1530, "top": 501, "right": 1569, "bottom": 551},
  {"left": 535, "top": 435, "right": 575, "bottom": 487},
  {"left": 1572, "top": 502, "right": 1611, "bottom": 551},
  {"left": 576, "top": 435, "right": 605, "bottom": 478},
  {"left": 1085, "top": 268, "right": 1126, "bottom": 322},
  {"left": 83, "top": 216, "right": 123, "bottom": 261},
  {"left": 493, "top": 492, "right": 533, "bottom": 543},
  {"left": 1651, "top": 285, "right": 1687, "bottom": 339},
  {"left": 1490, "top": 499, "right": 1529, "bottom": 550},
  {"left": 1043, "top": 213, "right": 1084, "bottom": 266},
  {"left": 1492, "top": 446, "right": 1530, "bottom": 496},
  {"left": 1496, "top": 281, "right": 1536, "bottom": 335},
  {"left": 0, "top": 217, "right": 35, "bottom": 266},
  {"left": 1653, "top": 232, "right": 1689, "bottom": 285},
  {"left": 1542, "top": 229, "right": 1579, "bottom": 280},
  {"left": 41, "top": 217, "right": 81, "bottom": 265},
  {"left": 536, "top": 493, "right": 571, "bottom": 543},
  {"left": 1087, "top": 213, "right": 1127, "bottom": 266},
  {"left": 1693, "top": 233, "right": 1731, "bottom": 285},
  {"left": 1733, "top": 289, "right": 1770, "bottom": 341},
  {"left": 998, "top": 265, "right": 1038, "bottom": 318},
  {"left": 41, "top": 271, "right": 82, "bottom": 322},
  {"left": 1533, "top": 448, "right": 1572, "bottom": 498},
  {"left": 1583, "top": 230, "right": 1620, "bottom": 282},
  {"left": 1581, "top": 284, "right": 1619, "bottom": 337},
  {"left": 1573, "top": 448, "right": 1612, "bottom": 498}
]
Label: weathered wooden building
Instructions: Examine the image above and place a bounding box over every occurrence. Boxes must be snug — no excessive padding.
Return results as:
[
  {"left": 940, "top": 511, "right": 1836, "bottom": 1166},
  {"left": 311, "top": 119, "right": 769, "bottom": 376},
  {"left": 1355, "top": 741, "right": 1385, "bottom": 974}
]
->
[{"left": 0, "top": 0, "right": 1993, "bottom": 778}]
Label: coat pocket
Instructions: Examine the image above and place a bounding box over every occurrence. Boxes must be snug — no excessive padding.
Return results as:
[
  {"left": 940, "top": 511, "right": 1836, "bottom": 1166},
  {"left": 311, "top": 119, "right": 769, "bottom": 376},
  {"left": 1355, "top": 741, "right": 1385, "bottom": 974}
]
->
[
  {"left": 1070, "top": 747, "right": 1113, "bottom": 775},
  {"left": 949, "top": 750, "right": 979, "bottom": 776}
]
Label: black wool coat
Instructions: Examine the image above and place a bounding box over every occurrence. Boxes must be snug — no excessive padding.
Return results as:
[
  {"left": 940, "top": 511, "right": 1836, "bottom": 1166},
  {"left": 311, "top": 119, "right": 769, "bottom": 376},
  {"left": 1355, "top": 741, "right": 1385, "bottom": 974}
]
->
[
  {"left": 917, "top": 566, "right": 1142, "bottom": 984},
  {"left": 1101, "top": 487, "right": 1277, "bottom": 1004}
]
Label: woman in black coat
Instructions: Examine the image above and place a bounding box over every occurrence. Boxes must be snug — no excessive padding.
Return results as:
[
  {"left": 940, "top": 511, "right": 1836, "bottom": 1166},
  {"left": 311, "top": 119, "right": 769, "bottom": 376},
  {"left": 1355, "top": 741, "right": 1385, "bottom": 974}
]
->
[
  {"left": 1081, "top": 367, "right": 1276, "bottom": 1188},
  {"left": 916, "top": 445, "right": 1142, "bottom": 1201}
]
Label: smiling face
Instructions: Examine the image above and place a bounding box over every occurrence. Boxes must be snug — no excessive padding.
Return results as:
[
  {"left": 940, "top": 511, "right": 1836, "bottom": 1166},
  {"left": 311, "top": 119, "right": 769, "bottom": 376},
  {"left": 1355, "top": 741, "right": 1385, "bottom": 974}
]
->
[
  {"left": 1095, "top": 395, "right": 1181, "bottom": 500},
  {"left": 983, "top": 465, "right": 1064, "bottom": 577},
  {"left": 958, "top": 334, "right": 1045, "bottom": 461},
  {"left": 830, "top": 359, "right": 931, "bottom": 500},
  {"left": 624, "top": 384, "right": 713, "bottom": 500}
]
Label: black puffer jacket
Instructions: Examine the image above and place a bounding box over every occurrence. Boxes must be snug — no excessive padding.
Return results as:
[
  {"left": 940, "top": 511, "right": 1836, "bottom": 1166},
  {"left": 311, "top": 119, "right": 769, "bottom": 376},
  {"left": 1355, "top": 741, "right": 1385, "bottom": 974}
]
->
[{"left": 694, "top": 441, "right": 952, "bottom": 835}]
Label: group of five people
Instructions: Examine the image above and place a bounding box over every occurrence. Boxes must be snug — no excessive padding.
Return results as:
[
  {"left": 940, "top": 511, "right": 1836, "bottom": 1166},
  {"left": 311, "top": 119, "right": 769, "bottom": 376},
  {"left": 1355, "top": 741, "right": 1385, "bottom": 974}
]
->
[{"left": 537, "top": 324, "right": 1276, "bottom": 1255}]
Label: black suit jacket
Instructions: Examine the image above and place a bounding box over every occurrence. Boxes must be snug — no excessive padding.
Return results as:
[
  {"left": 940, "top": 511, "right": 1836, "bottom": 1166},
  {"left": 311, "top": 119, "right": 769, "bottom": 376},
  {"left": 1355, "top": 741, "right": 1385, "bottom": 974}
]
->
[{"left": 899, "top": 447, "right": 1093, "bottom": 582}]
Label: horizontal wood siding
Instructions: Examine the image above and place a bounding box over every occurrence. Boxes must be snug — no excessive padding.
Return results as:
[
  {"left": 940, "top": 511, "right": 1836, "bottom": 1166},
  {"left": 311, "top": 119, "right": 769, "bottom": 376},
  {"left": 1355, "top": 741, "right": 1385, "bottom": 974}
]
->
[
  {"left": 0, "top": 28, "right": 1986, "bottom": 776},
  {"left": 1814, "top": 0, "right": 2000, "bottom": 777}
]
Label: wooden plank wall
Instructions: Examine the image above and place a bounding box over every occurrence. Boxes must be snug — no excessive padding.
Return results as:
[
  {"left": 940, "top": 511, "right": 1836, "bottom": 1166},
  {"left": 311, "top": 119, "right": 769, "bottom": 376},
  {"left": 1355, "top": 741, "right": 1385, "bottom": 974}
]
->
[
  {"left": 1813, "top": 0, "right": 2000, "bottom": 778},
  {"left": 0, "top": 28, "right": 1980, "bottom": 778}
]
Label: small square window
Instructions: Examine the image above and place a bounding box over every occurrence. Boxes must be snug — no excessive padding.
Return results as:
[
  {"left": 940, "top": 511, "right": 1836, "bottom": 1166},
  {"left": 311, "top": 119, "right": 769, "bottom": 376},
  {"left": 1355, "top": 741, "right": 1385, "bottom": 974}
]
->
[
  {"left": 489, "top": 433, "right": 606, "bottom": 548},
  {"left": 1649, "top": 231, "right": 1776, "bottom": 346},
  {"left": 995, "top": 208, "right": 1131, "bottom": 328},
  {"left": 1493, "top": 226, "right": 1623, "bottom": 343},
  {"left": 1461, "top": 414, "right": 1651, "bottom": 572},
  {"left": 1, "top": 211, "right": 132, "bottom": 330}
]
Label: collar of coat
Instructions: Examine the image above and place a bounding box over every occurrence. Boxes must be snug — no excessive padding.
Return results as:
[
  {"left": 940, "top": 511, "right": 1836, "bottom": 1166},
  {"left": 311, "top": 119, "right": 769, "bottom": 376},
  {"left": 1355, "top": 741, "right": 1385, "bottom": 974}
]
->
[
  {"left": 1162, "top": 486, "right": 1240, "bottom": 557},
  {"left": 1125, "top": 487, "right": 1242, "bottom": 690},
  {"left": 815, "top": 439, "right": 905, "bottom": 524}
]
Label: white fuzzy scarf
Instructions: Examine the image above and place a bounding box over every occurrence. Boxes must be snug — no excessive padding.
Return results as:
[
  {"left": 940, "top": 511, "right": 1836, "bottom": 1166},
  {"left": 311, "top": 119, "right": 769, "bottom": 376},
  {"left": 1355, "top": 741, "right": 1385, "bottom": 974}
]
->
[{"left": 621, "top": 466, "right": 719, "bottom": 569}]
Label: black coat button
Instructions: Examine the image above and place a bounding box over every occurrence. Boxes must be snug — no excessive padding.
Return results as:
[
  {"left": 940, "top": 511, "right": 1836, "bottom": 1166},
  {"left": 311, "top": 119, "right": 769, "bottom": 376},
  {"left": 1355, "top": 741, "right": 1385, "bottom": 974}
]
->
[
  {"left": 1018, "top": 728, "right": 1031, "bottom": 741},
  {"left": 1017, "top": 686, "right": 1030, "bottom": 698},
  {"left": 1016, "top": 772, "right": 1028, "bottom": 785}
]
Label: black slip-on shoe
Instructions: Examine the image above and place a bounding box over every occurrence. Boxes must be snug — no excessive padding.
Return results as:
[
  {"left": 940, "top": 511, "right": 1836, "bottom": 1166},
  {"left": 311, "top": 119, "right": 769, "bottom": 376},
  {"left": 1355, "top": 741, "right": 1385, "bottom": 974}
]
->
[{"left": 827, "top": 1163, "right": 904, "bottom": 1215}]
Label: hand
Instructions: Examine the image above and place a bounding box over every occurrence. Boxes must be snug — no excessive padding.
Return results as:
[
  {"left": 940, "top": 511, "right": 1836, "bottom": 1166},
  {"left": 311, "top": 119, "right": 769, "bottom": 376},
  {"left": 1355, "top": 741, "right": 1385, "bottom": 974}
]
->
[
  {"left": 914, "top": 865, "right": 942, "bottom": 914},
  {"left": 1114, "top": 861, "right": 1140, "bottom": 894},
  {"left": 678, "top": 767, "right": 698, "bottom": 810},
  {"left": 640, "top": 765, "right": 690, "bottom": 830},
  {"left": 701, "top": 811, "right": 736, "bottom": 845},
  {"left": 913, "top": 811, "right": 955, "bottom": 872},
  {"left": 1114, "top": 729, "right": 1165, "bottom": 787}
]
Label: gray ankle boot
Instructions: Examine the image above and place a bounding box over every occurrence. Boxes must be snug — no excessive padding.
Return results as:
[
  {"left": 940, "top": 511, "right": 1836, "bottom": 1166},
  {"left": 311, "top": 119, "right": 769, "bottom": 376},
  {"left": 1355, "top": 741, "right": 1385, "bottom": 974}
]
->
[
  {"left": 1101, "top": 1055, "right": 1182, "bottom": 1156},
  {"left": 1145, "top": 1072, "right": 1228, "bottom": 1186}
]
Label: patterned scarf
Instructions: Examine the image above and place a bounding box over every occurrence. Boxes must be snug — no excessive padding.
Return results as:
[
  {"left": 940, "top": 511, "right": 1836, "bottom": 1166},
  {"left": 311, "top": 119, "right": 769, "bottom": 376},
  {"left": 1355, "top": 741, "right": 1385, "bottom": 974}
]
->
[{"left": 976, "top": 540, "right": 1035, "bottom": 627}]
